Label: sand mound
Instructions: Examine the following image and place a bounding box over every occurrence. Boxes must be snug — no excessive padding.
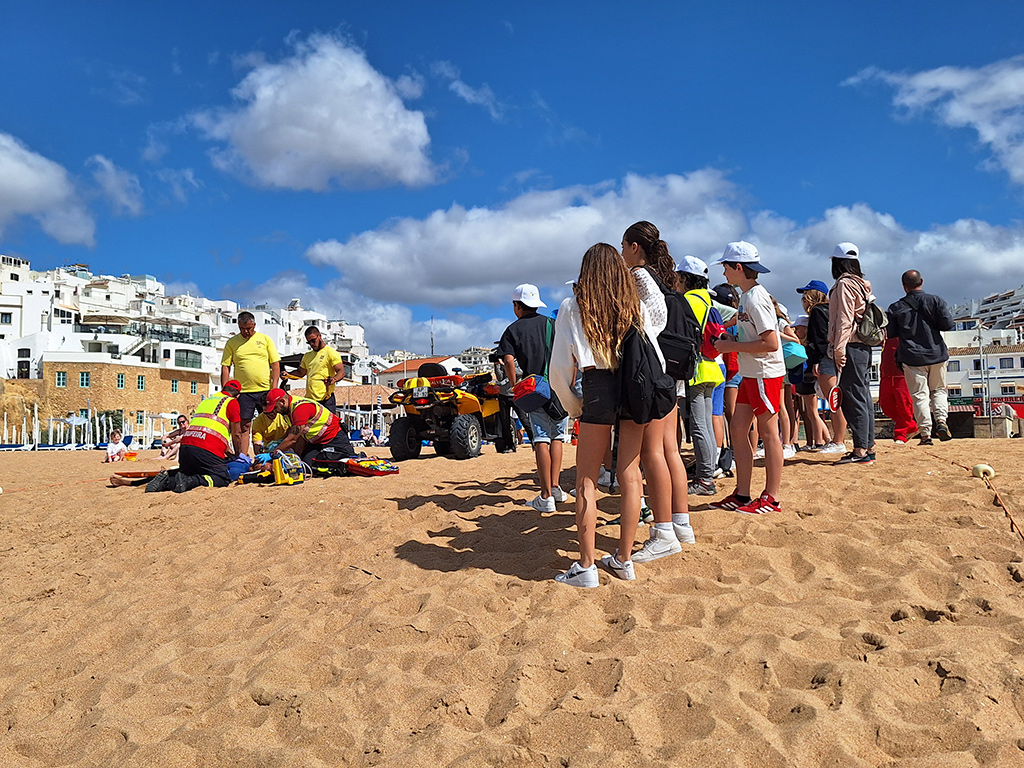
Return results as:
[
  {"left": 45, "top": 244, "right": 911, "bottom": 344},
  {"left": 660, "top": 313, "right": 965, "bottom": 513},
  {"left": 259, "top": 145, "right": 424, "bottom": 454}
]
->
[{"left": 2, "top": 439, "right": 1024, "bottom": 766}]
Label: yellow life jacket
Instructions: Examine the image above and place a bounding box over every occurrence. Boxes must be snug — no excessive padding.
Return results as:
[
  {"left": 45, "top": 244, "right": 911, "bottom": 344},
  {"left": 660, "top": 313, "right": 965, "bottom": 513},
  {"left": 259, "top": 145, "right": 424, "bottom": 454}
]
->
[
  {"left": 288, "top": 397, "right": 333, "bottom": 442},
  {"left": 685, "top": 290, "right": 726, "bottom": 388},
  {"left": 188, "top": 392, "right": 234, "bottom": 450}
]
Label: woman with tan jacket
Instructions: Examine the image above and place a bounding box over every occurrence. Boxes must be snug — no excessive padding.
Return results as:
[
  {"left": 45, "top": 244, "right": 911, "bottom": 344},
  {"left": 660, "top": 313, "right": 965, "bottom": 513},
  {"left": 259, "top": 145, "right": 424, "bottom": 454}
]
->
[{"left": 827, "top": 242, "right": 876, "bottom": 464}]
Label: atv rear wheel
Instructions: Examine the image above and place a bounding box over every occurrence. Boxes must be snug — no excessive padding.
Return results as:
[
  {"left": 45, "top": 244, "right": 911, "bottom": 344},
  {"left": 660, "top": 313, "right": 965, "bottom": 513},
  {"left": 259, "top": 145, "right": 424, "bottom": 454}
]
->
[
  {"left": 450, "top": 414, "right": 482, "bottom": 459},
  {"left": 389, "top": 417, "right": 423, "bottom": 461}
]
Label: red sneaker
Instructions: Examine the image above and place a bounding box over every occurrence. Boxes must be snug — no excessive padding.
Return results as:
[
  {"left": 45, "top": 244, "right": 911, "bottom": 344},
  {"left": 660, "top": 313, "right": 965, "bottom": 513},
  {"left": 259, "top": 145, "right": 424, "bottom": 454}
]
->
[
  {"left": 710, "top": 493, "right": 752, "bottom": 511},
  {"left": 736, "top": 492, "right": 781, "bottom": 515}
]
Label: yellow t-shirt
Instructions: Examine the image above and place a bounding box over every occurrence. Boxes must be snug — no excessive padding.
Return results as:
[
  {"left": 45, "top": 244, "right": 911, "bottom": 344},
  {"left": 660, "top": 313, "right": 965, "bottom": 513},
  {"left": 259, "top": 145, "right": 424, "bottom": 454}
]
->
[
  {"left": 301, "top": 344, "right": 344, "bottom": 401},
  {"left": 221, "top": 332, "right": 281, "bottom": 392},
  {"left": 251, "top": 412, "right": 290, "bottom": 446}
]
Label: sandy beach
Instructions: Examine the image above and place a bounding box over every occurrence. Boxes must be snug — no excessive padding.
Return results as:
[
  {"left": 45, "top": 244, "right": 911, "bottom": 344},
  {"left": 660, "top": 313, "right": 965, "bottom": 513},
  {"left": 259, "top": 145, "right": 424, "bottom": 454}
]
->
[{"left": 1, "top": 439, "right": 1023, "bottom": 766}]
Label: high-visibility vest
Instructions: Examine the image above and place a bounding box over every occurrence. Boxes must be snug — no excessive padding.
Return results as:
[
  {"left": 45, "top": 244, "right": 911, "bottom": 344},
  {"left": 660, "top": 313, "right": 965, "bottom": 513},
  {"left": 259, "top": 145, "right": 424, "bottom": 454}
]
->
[
  {"left": 288, "top": 397, "right": 334, "bottom": 442},
  {"left": 187, "top": 393, "right": 234, "bottom": 450},
  {"left": 686, "top": 290, "right": 726, "bottom": 388}
]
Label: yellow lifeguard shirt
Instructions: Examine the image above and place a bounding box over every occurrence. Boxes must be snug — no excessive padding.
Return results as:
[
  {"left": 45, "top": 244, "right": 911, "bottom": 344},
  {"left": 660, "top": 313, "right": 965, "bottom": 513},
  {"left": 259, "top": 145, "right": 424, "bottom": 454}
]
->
[
  {"left": 301, "top": 344, "right": 343, "bottom": 401},
  {"left": 221, "top": 332, "right": 281, "bottom": 392},
  {"left": 251, "top": 411, "right": 290, "bottom": 446}
]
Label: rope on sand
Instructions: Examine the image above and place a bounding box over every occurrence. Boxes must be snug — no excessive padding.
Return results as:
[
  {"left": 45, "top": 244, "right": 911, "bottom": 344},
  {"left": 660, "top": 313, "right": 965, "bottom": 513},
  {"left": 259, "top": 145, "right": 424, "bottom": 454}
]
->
[{"left": 942, "top": 456, "right": 1024, "bottom": 544}]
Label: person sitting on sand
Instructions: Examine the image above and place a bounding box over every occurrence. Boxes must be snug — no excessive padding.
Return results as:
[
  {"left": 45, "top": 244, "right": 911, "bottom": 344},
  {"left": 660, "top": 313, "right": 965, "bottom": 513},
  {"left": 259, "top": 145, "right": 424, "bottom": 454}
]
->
[
  {"left": 158, "top": 414, "right": 190, "bottom": 460},
  {"left": 104, "top": 430, "right": 128, "bottom": 462},
  {"left": 360, "top": 424, "right": 381, "bottom": 447}
]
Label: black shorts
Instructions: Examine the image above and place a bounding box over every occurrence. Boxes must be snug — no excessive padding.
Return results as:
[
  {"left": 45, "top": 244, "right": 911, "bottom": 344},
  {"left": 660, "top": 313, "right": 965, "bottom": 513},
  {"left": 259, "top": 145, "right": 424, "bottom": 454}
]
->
[
  {"left": 302, "top": 430, "right": 356, "bottom": 464},
  {"left": 580, "top": 369, "right": 619, "bottom": 426},
  {"left": 238, "top": 390, "right": 269, "bottom": 422}
]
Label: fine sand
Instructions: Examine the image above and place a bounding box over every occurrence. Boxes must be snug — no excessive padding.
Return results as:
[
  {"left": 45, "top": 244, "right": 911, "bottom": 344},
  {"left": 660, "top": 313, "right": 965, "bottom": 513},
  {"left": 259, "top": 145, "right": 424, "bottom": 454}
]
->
[{"left": 1, "top": 439, "right": 1024, "bottom": 767}]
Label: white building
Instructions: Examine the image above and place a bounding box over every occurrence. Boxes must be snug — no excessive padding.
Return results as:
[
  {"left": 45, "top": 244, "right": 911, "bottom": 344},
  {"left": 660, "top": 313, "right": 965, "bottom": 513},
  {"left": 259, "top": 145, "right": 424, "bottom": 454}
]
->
[
  {"left": 951, "top": 284, "right": 1024, "bottom": 332},
  {"left": 943, "top": 327, "right": 1024, "bottom": 414},
  {"left": 1, "top": 256, "right": 371, "bottom": 389}
]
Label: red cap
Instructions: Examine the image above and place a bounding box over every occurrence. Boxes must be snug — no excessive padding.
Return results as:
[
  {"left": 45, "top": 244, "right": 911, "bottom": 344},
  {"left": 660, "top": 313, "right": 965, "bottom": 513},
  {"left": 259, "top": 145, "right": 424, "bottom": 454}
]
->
[
  {"left": 265, "top": 388, "right": 289, "bottom": 413},
  {"left": 222, "top": 379, "right": 242, "bottom": 394}
]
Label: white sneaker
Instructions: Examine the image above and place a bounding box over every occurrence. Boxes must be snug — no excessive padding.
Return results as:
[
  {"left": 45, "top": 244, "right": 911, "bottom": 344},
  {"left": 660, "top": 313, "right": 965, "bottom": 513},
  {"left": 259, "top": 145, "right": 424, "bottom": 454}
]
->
[
  {"left": 526, "top": 494, "right": 556, "bottom": 512},
  {"left": 631, "top": 528, "right": 683, "bottom": 563},
  {"left": 754, "top": 447, "right": 765, "bottom": 459},
  {"left": 554, "top": 562, "right": 599, "bottom": 588},
  {"left": 551, "top": 486, "right": 569, "bottom": 503},
  {"left": 673, "top": 522, "right": 696, "bottom": 544},
  {"left": 600, "top": 554, "right": 636, "bottom": 580},
  {"left": 598, "top": 467, "right": 613, "bottom": 488},
  {"left": 782, "top": 444, "right": 797, "bottom": 460},
  {"left": 819, "top": 442, "right": 846, "bottom": 455}
]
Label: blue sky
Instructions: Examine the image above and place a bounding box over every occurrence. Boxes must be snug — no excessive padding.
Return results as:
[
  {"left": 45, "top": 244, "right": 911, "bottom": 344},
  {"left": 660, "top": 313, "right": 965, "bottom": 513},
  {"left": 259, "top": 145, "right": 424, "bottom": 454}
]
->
[{"left": 3, "top": 1, "right": 1024, "bottom": 354}]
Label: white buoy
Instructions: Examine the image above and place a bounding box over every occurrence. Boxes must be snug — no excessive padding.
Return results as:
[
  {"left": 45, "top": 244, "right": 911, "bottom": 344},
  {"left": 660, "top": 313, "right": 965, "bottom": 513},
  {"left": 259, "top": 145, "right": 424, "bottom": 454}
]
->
[{"left": 972, "top": 463, "right": 996, "bottom": 480}]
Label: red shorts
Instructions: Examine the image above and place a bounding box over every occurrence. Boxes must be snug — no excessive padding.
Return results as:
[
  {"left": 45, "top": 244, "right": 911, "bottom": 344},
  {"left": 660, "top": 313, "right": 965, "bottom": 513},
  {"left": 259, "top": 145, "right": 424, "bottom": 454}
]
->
[{"left": 736, "top": 376, "right": 783, "bottom": 416}]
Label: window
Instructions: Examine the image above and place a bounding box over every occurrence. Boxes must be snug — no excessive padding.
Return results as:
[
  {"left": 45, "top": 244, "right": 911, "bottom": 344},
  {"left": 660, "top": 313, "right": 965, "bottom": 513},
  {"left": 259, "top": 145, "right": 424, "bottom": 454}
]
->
[
  {"left": 171, "top": 379, "right": 179, "bottom": 393},
  {"left": 137, "top": 375, "right": 146, "bottom": 391},
  {"left": 117, "top": 373, "right": 125, "bottom": 389},
  {"left": 190, "top": 380, "right": 197, "bottom": 395},
  {"left": 948, "top": 387, "right": 962, "bottom": 397},
  {"left": 56, "top": 371, "right": 67, "bottom": 388},
  {"left": 0, "top": 312, "right": 11, "bottom": 324},
  {"left": 973, "top": 359, "right": 982, "bottom": 371},
  {"left": 946, "top": 360, "right": 961, "bottom": 372},
  {"left": 136, "top": 413, "right": 145, "bottom": 426},
  {"left": 174, "top": 349, "right": 202, "bottom": 369},
  {"left": 973, "top": 385, "right": 985, "bottom": 395},
  {"left": 1001, "top": 385, "right": 1016, "bottom": 395},
  {"left": 1000, "top": 357, "right": 1013, "bottom": 369},
  {"left": 9, "top": 273, "right": 18, "bottom": 282},
  {"left": 1020, "top": 357, "right": 1024, "bottom": 369},
  {"left": 79, "top": 409, "right": 88, "bottom": 419},
  {"left": 79, "top": 371, "right": 90, "bottom": 388},
  {"left": 163, "top": 349, "right": 171, "bottom": 360},
  {"left": 17, "top": 348, "right": 29, "bottom": 358}
]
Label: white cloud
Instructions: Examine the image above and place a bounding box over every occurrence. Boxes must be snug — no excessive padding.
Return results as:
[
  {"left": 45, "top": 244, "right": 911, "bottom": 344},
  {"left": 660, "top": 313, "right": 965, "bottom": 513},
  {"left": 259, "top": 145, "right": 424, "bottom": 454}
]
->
[
  {"left": 192, "top": 33, "right": 435, "bottom": 190},
  {"left": 0, "top": 132, "right": 95, "bottom": 245},
  {"left": 155, "top": 167, "right": 202, "bottom": 203},
  {"left": 87, "top": 155, "right": 144, "bottom": 216},
  {"left": 432, "top": 61, "right": 502, "bottom": 120},
  {"left": 846, "top": 55, "right": 1024, "bottom": 185}
]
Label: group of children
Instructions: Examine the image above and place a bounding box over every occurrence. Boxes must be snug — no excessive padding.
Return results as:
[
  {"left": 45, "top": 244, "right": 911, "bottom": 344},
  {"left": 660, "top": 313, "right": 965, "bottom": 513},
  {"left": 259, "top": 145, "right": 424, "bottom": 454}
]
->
[{"left": 547, "top": 226, "right": 875, "bottom": 587}]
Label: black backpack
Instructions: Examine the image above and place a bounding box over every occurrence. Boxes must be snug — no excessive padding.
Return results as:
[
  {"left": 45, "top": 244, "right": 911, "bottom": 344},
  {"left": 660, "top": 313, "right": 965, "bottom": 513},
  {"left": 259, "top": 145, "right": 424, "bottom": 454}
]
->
[
  {"left": 618, "top": 324, "right": 677, "bottom": 425},
  {"left": 645, "top": 267, "right": 701, "bottom": 381}
]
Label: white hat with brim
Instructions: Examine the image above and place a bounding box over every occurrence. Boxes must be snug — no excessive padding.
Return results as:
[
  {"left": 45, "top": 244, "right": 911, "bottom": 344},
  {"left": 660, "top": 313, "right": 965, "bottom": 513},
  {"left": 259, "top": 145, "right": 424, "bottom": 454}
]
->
[
  {"left": 831, "top": 242, "right": 860, "bottom": 260},
  {"left": 512, "top": 283, "right": 546, "bottom": 308},
  {"left": 675, "top": 255, "right": 709, "bottom": 277},
  {"left": 713, "top": 241, "right": 770, "bottom": 273}
]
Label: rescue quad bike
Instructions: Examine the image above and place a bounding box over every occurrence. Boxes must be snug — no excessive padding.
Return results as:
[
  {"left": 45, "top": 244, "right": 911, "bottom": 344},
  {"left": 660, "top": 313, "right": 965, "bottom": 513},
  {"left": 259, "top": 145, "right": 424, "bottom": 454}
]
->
[{"left": 388, "top": 362, "right": 509, "bottom": 460}]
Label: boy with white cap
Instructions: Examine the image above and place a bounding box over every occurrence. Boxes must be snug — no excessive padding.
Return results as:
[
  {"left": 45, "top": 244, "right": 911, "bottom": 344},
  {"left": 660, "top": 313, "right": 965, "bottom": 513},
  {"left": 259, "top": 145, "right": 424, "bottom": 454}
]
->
[
  {"left": 497, "top": 283, "right": 570, "bottom": 511},
  {"left": 709, "top": 242, "right": 786, "bottom": 514}
]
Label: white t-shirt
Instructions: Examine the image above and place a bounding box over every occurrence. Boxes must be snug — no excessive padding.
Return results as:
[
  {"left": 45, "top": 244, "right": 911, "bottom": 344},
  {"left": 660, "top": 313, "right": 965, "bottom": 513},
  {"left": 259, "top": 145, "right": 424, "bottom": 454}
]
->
[
  {"left": 736, "top": 284, "right": 786, "bottom": 379},
  {"left": 106, "top": 439, "right": 127, "bottom": 458}
]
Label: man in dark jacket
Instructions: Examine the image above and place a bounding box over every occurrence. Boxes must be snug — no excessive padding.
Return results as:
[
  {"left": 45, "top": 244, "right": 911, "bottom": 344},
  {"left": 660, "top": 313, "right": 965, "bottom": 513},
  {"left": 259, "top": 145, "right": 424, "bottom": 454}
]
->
[{"left": 886, "top": 270, "right": 955, "bottom": 444}]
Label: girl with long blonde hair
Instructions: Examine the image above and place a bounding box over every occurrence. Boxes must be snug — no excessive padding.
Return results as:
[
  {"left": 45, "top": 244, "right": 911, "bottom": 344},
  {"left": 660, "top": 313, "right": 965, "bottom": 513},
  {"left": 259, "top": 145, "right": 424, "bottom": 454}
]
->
[{"left": 550, "top": 243, "right": 658, "bottom": 587}]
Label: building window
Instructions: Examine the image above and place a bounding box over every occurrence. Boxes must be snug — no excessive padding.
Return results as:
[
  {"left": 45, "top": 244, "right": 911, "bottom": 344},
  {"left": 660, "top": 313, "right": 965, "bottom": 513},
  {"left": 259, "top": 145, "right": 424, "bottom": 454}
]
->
[
  {"left": 56, "top": 371, "right": 67, "bottom": 388},
  {"left": 171, "top": 379, "right": 179, "bottom": 393},
  {"left": 973, "top": 385, "right": 985, "bottom": 395},
  {"left": 79, "top": 371, "right": 90, "bottom": 388},
  {"left": 9, "top": 273, "right": 18, "bottom": 282},
  {"left": 117, "top": 373, "right": 125, "bottom": 389},
  {"left": 190, "top": 380, "right": 198, "bottom": 395},
  {"left": 973, "top": 359, "right": 982, "bottom": 371},
  {"left": 947, "top": 360, "right": 961, "bottom": 372},
  {"left": 137, "top": 375, "right": 146, "bottom": 391},
  {"left": 79, "top": 409, "right": 88, "bottom": 419},
  {"left": 1002, "top": 385, "right": 1016, "bottom": 395},
  {"left": 174, "top": 349, "right": 202, "bottom": 369},
  {"left": 948, "top": 387, "right": 962, "bottom": 397},
  {"left": 0, "top": 312, "right": 11, "bottom": 324},
  {"left": 1000, "top": 357, "right": 1013, "bottom": 369},
  {"left": 17, "top": 348, "right": 29, "bottom": 358},
  {"left": 163, "top": 349, "right": 171, "bottom": 360},
  {"left": 136, "top": 413, "right": 145, "bottom": 426}
]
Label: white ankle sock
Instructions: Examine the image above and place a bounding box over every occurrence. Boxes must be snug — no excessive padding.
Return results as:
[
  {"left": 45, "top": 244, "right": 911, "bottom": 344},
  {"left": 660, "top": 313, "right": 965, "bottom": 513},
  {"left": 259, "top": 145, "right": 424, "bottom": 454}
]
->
[
  {"left": 672, "top": 513, "right": 690, "bottom": 526},
  {"left": 654, "top": 522, "right": 673, "bottom": 532}
]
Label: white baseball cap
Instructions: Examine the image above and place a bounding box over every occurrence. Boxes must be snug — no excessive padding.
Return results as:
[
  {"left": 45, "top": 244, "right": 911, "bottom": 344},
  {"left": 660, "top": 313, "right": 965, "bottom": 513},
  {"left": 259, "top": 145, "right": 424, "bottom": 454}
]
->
[
  {"left": 512, "top": 283, "right": 546, "bottom": 308},
  {"left": 714, "top": 241, "right": 770, "bottom": 273},
  {"left": 675, "top": 255, "right": 709, "bottom": 277},
  {"left": 831, "top": 242, "right": 860, "bottom": 260},
  {"left": 793, "top": 313, "right": 810, "bottom": 327}
]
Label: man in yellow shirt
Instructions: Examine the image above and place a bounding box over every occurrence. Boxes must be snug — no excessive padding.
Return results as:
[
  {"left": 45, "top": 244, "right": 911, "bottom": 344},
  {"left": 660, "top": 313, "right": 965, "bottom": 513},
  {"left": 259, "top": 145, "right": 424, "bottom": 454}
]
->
[
  {"left": 295, "top": 325, "right": 345, "bottom": 413},
  {"left": 251, "top": 410, "right": 291, "bottom": 454},
  {"left": 221, "top": 311, "right": 281, "bottom": 454}
]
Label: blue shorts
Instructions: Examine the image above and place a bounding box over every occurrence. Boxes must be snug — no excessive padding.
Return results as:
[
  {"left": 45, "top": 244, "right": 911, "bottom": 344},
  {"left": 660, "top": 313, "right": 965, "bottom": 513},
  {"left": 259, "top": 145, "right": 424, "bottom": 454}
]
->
[
  {"left": 528, "top": 409, "right": 570, "bottom": 443},
  {"left": 819, "top": 357, "right": 837, "bottom": 377},
  {"left": 725, "top": 372, "right": 742, "bottom": 389}
]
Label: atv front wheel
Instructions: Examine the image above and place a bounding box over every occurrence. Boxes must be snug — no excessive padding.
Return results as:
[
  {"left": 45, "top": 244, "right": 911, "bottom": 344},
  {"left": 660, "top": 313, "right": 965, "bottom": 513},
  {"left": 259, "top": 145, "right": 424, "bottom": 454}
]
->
[
  {"left": 450, "top": 414, "right": 482, "bottom": 459},
  {"left": 389, "top": 417, "right": 423, "bottom": 461}
]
